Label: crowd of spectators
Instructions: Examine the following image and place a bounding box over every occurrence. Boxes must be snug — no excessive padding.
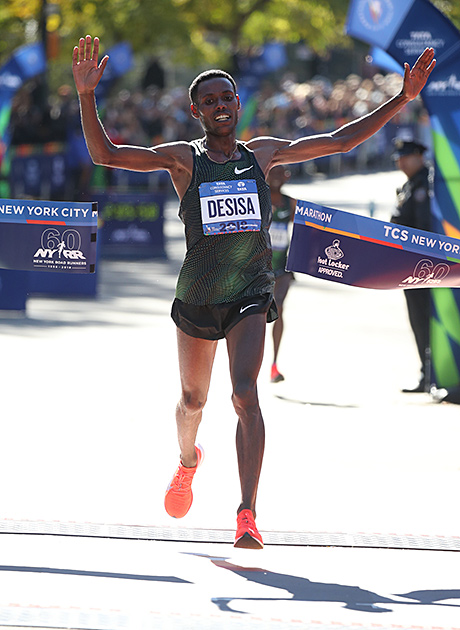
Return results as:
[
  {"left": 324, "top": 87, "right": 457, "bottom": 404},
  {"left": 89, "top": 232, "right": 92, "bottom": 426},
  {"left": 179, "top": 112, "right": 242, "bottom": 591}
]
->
[
  {"left": 238, "top": 70, "right": 431, "bottom": 175},
  {"left": 7, "top": 66, "right": 432, "bottom": 196}
]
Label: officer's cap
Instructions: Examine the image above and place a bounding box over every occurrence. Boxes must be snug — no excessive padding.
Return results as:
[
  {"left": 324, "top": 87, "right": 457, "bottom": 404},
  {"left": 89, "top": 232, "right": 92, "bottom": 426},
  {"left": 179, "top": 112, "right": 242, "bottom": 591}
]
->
[{"left": 392, "top": 138, "right": 427, "bottom": 159}]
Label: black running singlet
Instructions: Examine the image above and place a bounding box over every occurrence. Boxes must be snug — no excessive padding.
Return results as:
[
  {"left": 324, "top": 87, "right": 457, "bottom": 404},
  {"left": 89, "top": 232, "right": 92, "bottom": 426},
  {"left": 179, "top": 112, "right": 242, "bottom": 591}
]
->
[{"left": 175, "top": 138, "right": 274, "bottom": 305}]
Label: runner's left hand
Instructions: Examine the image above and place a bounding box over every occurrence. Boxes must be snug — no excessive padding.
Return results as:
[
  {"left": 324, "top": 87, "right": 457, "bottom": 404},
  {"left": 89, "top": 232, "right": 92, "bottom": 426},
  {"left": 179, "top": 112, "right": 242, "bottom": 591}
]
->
[{"left": 402, "top": 47, "right": 436, "bottom": 101}]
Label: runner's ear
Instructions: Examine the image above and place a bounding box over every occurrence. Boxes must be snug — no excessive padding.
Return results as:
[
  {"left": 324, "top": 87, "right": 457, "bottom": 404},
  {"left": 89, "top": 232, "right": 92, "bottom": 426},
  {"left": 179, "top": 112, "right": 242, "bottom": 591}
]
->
[
  {"left": 236, "top": 94, "right": 241, "bottom": 110},
  {"left": 191, "top": 103, "right": 199, "bottom": 119}
]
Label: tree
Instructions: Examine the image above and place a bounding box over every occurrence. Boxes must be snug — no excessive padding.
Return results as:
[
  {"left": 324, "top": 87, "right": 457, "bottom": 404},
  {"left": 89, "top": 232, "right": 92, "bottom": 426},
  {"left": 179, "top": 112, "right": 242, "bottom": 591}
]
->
[
  {"left": 0, "top": 0, "right": 41, "bottom": 60},
  {"left": 0, "top": 0, "right": 459, "bottom": 69},
  {"left": 167, "top": 0, "right": 351, "bottom": 61},
  {"left": 433, "top": 0, "right": 460, "bottom": 27},
  {"left": 0, "top": 0, "right": 350, "bottom": 69}
]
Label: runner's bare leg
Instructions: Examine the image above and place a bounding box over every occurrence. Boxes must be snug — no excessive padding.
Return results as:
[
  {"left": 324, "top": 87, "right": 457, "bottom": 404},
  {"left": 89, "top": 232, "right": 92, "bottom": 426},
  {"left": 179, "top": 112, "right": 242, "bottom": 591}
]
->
[
  {"left": 176, "top": 328, "right": 218, "bottom": 467},
  {"left": 226, "top": 314, "right": 266, "bottom": 517}
]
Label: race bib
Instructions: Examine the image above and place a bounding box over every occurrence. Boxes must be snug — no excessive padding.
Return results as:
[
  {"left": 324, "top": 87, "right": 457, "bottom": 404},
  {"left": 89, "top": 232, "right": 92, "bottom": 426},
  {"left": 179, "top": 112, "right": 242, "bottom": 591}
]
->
[
  {"left": 270, "top": 222, "right": 289, "bottom": 250},
  {"left": 199, "top": 179, "right": 261, "bottom": 236}
]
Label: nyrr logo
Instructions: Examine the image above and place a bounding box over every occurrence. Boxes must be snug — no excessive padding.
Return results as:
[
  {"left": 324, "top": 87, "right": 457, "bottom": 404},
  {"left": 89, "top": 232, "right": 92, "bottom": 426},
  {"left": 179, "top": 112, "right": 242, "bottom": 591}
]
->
[
  {"left": 33, "top": 227, "right": 86, "bottom": 261},
  {"left": 358, "top": 0, "right": 394, "bottom": 31},
  {"left": 400, "top": 258, "right": 450, "bottom": 287}
]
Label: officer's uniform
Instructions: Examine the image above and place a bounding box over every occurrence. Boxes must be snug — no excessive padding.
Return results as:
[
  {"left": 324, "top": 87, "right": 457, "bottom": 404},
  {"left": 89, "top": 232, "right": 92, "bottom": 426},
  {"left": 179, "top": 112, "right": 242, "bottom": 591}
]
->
[{"left": 391, "top": 139, "right": 433, "bottom": 391}]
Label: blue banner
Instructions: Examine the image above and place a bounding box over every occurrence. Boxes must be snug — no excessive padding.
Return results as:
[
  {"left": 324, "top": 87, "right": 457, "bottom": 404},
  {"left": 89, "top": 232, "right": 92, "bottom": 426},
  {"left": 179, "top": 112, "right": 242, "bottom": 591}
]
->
[
  {"left": 0, "top": 42, "right": 46, "bottom": 99},
  {"left": 0, "top": 43, "right": 46, "bottom": 143},
  {"left": 346, "top": 0, "right": 460, "bottom": 388},
  {"left": 346, "top": 0, "right": 460, "bottom": 62},
  {"left": 0, "top": 198, "right": 98, "bottom": 273},
  {"left": 92, "top": 192, "right": 166, "bottom": 259},
  {"left": 95, "top": 42, "right": 133, "bottom": 102},
  {"left": 9, "top": 143, "right": 69, "bottom": 200},
  {"left": 287, "top": 200, "right": 460, "bottom": 289}
]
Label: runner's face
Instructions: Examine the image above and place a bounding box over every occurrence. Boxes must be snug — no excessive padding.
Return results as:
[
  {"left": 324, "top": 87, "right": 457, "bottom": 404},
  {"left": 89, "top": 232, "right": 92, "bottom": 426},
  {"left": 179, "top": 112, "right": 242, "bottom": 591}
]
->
[{"left": 192, "top": 78, "right": 240, "bottom": 134}]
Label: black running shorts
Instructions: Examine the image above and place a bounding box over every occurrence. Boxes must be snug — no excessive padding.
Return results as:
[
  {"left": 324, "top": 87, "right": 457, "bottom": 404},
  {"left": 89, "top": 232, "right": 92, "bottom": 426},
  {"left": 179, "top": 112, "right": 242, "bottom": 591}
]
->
[{"left": 171, "top": 293, "right": 278, "bottom": 340}]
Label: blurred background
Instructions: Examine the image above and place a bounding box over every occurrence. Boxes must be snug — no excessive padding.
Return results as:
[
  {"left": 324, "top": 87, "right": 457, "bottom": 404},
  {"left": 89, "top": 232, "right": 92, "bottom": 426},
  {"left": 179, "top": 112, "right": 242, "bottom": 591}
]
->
[
  {"left": 0, "top": 0, "right": 459, "bottom": 300},
  {"left": 3, "top": 0, "right": 459, "bottom": 202}
]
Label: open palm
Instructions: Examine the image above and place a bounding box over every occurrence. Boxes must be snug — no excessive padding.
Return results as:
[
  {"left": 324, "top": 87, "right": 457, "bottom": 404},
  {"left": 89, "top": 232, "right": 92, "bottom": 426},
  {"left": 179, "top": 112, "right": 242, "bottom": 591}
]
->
[
  {"left": 72, "top": 36, "right": 109, "bottom": 95},
  {"left": 402, "top": 47, "right": 436, "bottom": 101}
]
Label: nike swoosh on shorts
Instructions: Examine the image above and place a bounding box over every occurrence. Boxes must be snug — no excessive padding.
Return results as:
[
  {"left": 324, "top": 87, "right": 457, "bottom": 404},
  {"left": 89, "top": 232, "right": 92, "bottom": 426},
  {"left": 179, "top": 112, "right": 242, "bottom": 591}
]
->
[
  {"left": 234, "top": 165, "right": 253, "bottom": 175},
  {"left": 240, "top": 303, "right": 258, "bottom": 313}
]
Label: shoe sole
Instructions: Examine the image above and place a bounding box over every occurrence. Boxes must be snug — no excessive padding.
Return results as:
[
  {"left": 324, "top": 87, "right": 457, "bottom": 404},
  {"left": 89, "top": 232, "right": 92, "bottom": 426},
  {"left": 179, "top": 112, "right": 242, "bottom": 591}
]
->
[{"left": 234, "top": 532, "right": 264, "bottom": 549}]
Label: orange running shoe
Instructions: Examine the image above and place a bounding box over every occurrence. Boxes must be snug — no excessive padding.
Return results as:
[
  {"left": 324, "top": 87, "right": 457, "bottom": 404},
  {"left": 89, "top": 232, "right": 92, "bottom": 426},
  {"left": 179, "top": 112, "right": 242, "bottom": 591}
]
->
[
  {"left": 164, "top": 444, "right": 204, "bottom": 518},
  {"left": 234, "top": 509, "right": 264, "bottom": 549},
  {"left": 271, "top": 363, "right": 285, "bottom": 383}
]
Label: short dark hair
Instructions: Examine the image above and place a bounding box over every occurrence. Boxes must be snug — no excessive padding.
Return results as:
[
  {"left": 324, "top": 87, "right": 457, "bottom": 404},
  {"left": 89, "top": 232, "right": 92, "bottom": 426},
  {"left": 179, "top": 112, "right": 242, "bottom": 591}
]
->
[{"left": 189, "top": 69, "right": 237, "bottom": 105}]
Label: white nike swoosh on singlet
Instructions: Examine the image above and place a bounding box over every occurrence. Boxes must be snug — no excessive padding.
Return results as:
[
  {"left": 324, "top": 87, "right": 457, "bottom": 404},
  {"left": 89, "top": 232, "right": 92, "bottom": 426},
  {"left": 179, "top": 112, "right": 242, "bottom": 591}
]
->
[
  {"left": 234, "top": 165, "right": 253, "bottom": 175},
  {"left": 240, "top": 303, "right": 258, "bottom": 313}
]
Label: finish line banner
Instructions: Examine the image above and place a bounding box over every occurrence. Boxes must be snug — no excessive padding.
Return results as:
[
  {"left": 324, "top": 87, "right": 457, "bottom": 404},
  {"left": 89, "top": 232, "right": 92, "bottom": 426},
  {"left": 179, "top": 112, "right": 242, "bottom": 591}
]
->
[
  {"left": 0, "top": 199, "right": 98, "bottom": 273},
  {"left": 286, "top": 200, "right": 460, "bottom": 290}
]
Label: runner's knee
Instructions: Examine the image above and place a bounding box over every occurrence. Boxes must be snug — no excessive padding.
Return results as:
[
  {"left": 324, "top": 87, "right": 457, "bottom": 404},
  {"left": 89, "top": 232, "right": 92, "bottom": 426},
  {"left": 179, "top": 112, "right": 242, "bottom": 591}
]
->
[
  {"left": 179, "top": 389, "right": 207, "bottom": 416},
  {"left": 231, "top": 380, "right": 258, "bottom": 415}
]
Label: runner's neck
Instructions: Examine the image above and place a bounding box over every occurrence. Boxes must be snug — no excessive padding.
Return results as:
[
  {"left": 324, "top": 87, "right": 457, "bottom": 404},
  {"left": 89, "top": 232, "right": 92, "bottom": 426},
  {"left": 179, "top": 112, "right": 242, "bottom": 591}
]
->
[{"left": 203, "top": 138, "right": 239, "bottom": 163}]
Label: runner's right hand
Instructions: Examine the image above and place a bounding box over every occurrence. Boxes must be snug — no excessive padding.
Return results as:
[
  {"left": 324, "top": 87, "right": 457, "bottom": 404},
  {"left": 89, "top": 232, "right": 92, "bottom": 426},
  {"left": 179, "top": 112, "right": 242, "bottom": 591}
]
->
[{"left": 72, "top": 35, "right": 109, "bottom": 95}]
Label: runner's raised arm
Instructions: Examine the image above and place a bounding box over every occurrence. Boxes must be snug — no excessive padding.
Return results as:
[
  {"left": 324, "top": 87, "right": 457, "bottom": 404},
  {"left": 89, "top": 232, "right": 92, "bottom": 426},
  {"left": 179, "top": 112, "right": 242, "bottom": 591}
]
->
[
  {"left": 72, "top": 35, "right": 193, "bottom": 195},
  {"left": 247, "top": 47, "right": 436, "bottom": 173}
]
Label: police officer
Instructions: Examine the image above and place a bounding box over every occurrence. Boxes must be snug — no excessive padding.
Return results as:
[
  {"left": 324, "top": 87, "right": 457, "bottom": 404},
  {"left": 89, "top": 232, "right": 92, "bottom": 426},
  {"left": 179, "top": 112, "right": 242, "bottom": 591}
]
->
[{"left": 391, "top": 138, "right": 433, "bottom": 393}]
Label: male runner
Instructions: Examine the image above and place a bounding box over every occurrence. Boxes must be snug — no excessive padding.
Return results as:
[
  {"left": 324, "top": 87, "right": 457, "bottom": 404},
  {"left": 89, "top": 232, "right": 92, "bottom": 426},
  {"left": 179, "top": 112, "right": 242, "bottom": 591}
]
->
[{"left": 72, "top": 36, "right": 435, "bottom": 549}]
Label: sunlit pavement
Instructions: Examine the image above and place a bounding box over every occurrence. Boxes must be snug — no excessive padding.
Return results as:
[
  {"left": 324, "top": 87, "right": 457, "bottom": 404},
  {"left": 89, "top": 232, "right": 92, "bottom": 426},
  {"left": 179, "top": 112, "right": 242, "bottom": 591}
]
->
[{"left": 0, "top": 170, "right": 458, "bottom": 630}]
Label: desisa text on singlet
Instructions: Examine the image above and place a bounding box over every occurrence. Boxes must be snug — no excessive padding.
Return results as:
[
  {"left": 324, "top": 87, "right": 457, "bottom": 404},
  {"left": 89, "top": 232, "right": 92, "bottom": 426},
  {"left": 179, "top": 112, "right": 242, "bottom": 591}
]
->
[{"left": 199, "top": 179, "right": 261, "bottom": 235}]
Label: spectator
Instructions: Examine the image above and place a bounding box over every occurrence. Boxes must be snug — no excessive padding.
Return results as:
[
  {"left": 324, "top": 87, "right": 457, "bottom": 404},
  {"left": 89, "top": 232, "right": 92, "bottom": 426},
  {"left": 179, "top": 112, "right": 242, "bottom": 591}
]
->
[{"left": 8, "top": 67, "right": 430, "bottom": 183}]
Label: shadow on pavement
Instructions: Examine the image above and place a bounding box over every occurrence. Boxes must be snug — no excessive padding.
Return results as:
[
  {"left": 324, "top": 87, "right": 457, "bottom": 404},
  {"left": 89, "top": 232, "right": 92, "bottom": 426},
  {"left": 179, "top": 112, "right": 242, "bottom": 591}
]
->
[
  {"left": 0, "top": 564, "right": 191, "bottom": 584},
  {"left": 273, "top": 394, "right": 358, "bottom": 409},
  {"left": 185, "top": 553, "right": 460, "bottom": 615}
]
